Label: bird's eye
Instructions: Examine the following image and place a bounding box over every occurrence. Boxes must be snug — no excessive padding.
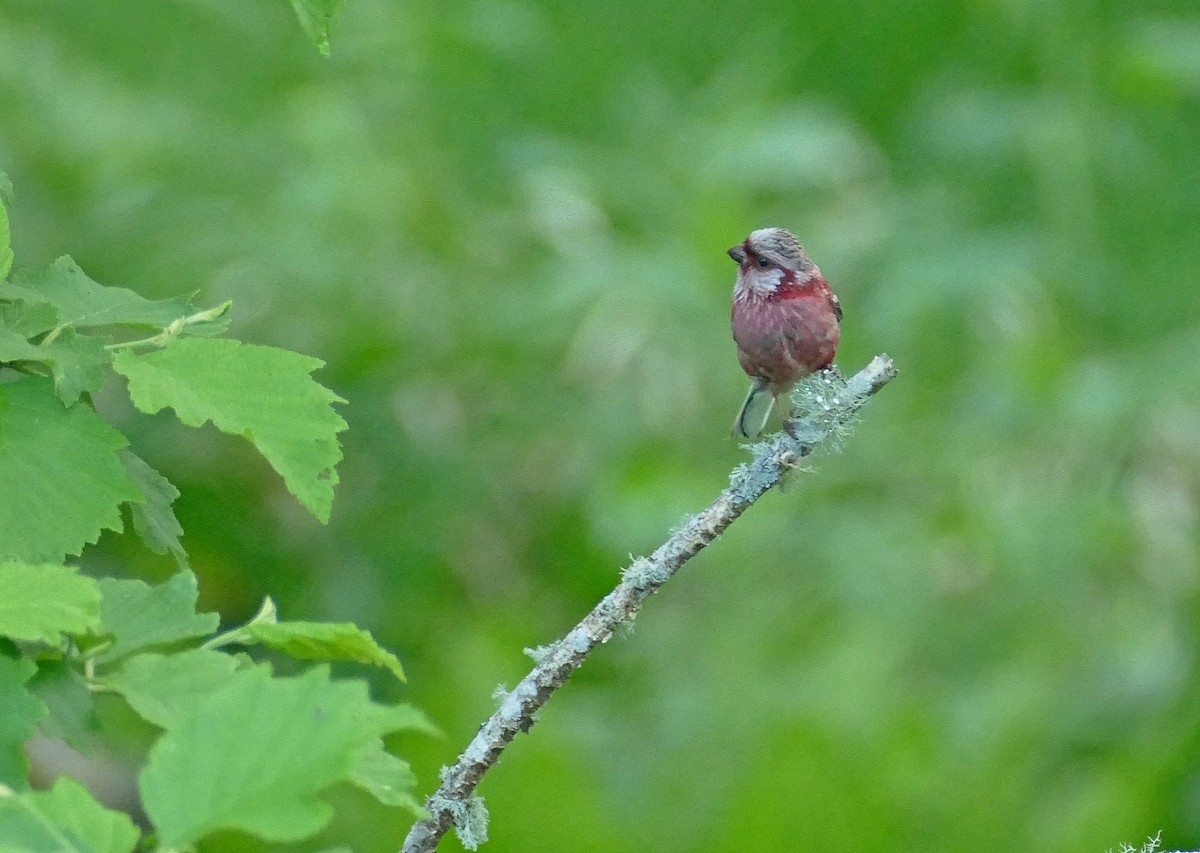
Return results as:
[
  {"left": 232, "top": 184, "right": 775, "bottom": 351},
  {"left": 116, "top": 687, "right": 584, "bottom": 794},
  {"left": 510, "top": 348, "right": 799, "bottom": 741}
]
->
[{"left": 756, "top": 257, "right": 772, "bottom": 268}]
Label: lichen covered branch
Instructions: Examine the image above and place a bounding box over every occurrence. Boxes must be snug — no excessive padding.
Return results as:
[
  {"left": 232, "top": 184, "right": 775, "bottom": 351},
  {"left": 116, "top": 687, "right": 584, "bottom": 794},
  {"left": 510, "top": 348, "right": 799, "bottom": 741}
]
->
[{"left": 399, "top": 354, "right": 898, "bottom": 853}]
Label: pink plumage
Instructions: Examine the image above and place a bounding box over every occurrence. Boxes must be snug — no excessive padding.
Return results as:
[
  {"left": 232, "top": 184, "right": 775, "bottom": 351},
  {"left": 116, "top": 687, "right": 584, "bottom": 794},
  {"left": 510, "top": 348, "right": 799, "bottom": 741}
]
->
[{"left": 729, "top": 228, "right": 842, "bottom": 437}]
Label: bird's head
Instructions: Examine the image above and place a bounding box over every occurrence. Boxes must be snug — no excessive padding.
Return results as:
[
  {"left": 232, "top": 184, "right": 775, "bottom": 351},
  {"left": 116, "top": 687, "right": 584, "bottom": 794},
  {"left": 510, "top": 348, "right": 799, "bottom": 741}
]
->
[{"left": 728, "top": 227, "right": 817, "bottom": 296}]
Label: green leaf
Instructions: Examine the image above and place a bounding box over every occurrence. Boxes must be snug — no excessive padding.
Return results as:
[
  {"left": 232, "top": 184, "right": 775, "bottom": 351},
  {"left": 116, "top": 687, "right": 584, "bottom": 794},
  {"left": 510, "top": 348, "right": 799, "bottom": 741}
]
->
[
  {"left": 177, "top": 299, "right": 232, "bottom": 338},
  {"left": 0, "top": 256, "right": 196, "bottom": 330},
  {"left": 0, "top": 190, "right": 12, "bottom": 281},
  {"left": 0, "top": 379, "right": 140, "bottom": 563},
  {"left": 0, "top": 657, "right": 45, "bottom": 790},
  {"left": 0, "top": 776, "right": 140, "bottom": 853},
  {"left": 101, "top": 649, "right": 240, "bottom": 729},
  {"left": 235, "top": 621, "right": 406, "bottom": 681},
  {"left": 349, "top": 739, "right": 426, "bottom": 817},
  {"left": 27, "top": 661, "right": 95, "bottom": 750},
  {"left": 289, "top": 0, "right": 345, "bottom": 56},
  {"left": 0, "top": 325, "right": 110, "bottom": 404},
  {"left": 38, "top": 328, "right": 109, "bottom": 404},
  {"left": 0, "top": 299, "right": 59, "bottom": 337},
  {"left": 0, "top": 561, "right": 103, "bottom": 644},
  {"left": 113, "top": 338, "right": 347, "bottom": 522},
  {"left": 119, "top": 450, "right": 188, "bottom": 568},
  {"left": 140, "top": 666, "right": 423, "bottom": 847},
  {"left": 97, "top": 572, "right": 219, "bottom": 663}
]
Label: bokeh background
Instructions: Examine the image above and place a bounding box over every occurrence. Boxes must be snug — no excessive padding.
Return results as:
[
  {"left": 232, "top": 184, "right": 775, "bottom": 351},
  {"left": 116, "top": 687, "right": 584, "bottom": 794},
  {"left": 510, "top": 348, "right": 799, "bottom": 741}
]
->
[{"left": 3, "top": 0, "right": 1200, "bottom": 850}]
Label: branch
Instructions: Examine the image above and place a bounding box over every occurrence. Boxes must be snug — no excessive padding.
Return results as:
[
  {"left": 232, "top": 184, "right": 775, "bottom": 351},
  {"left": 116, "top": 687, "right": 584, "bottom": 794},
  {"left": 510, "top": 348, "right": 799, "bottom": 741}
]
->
[{"left": 399, "top": 354, "right": 899, "bottom": 853}]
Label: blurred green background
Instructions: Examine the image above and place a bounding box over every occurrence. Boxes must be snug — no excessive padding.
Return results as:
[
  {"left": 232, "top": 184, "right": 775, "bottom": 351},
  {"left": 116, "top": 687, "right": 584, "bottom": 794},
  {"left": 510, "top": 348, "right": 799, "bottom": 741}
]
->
[{"left": 3, "top": 0, "right": 1200, "bottom": 850}]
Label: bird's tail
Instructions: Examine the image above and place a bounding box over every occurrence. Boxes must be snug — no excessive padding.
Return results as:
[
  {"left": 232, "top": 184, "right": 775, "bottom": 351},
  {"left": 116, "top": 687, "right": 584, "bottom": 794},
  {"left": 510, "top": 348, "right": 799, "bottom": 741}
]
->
[{"left": 732, "top": 381, "right": 775, "bottom": 438}]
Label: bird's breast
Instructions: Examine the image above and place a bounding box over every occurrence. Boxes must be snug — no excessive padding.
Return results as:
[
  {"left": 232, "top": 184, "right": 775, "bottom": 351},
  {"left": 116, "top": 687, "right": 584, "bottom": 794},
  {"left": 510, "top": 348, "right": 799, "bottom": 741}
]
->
[{"left": 731, "top": 285, "right": 840, "bottom": 391}]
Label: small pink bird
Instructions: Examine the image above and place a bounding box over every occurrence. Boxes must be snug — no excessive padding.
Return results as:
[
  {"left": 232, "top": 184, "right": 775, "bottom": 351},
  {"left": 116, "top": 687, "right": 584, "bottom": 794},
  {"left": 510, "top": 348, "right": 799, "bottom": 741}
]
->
[{"left": 729, "top": 228, "right": 842, "bottom": 438}]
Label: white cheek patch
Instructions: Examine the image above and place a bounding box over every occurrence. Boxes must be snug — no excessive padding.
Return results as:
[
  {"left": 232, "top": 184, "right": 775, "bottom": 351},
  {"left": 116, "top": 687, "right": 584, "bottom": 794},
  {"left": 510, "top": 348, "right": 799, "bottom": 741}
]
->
[{"left": 747, "top": 268, "right": 785, "bottom": 295}]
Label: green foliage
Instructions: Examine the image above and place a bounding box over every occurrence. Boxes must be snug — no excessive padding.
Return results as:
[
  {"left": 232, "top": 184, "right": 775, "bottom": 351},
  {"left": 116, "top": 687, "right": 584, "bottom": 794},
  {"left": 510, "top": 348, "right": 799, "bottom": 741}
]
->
[
  {"left": 0, "top": 382, "right": 139, "bottom": 562},
  {"left": 119, "top": 449, "right": 188, "bottom": 568},
  {"left": 25, "top": 662, "right": 93, "bottom": 749},
  {"left": 0, "top": 657, "right": 44, "bottom": 790},
  {"left": 214, "top": 598, "right": 407, "bottom": 681},
  {"left": 0, "top": 179, "right": 427, "bottom": 849},
  {"left": 289, "top": 0, "right": 346, "bottom": 56},
  {"left": 0, "top": 777, "right": 139, "bottom": 853},
  {"left": 138, "top": 664, "right": 426, "bottom": 846},
  {"left": 351, "top": 739, "right": 425, "bottom": 813},
  {"left": 0, "top": 564, "right": 429, "bottom": 848},
  {"left": 0, "top": 248, "right": 343, "bottom": 557},
  {"left": 100, "top": 649, "right": 241, "bottom": 729},
  {"left": 2, "top": 257, "right": 201, "bottom": 332},
  {"left": 0, "top": 563, "right": 102, "bottom": 645},
  {"left": 0, "top": 325, "right": 107, "bottom": 406},
  {"left": 96, "top": 572, "right": 219, "bottom": 663},
  {"left": 114, "top": 339, "right": 347, "bottom": 523},
  {"left": 0, "top": 171, "right": 11, "bottom": 281},
  {"left": 240, "top": 620, "right": 405, "bottom": 679}
]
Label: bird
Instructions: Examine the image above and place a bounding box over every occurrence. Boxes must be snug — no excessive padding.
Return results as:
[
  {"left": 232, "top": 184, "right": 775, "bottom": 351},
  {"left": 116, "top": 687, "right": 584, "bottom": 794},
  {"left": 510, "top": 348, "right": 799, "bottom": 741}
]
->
[{"left": 729, "top": 227, "right": 842, "bottom": 438}]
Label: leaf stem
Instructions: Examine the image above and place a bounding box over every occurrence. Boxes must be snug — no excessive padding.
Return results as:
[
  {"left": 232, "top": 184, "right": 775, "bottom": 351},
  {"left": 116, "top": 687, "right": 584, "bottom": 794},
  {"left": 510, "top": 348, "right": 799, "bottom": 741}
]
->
[
  {"left": 202, "top": 597, "right": 278, "bottom": 650},
  {"left": 104, "top": 302, "right": 232, "bottom": 353}
]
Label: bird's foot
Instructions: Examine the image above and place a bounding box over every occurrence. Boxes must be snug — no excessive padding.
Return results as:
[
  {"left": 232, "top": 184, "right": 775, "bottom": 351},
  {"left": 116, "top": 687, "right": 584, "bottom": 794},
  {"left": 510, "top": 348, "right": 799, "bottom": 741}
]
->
[{"left": 781, "top": 415, "right": 813, "bottom": 457}]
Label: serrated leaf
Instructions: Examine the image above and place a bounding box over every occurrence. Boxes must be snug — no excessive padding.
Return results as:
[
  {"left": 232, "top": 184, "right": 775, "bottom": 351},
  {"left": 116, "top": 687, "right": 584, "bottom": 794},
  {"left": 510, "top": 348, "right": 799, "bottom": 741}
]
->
[
  {"left": 0, "top": 379, "right": 140, "bottom": 563},
  {"left": 0, "top": 326, "right": 109, "bottom": 404},
  {"left": 37, "top": 328, "right": 109, "bottom": 404},
  {"left": 140, "top": 665, "right": 421, "bottom": 847},
  {"left": 119, "top": 450, "right": 187, "bottom": 568},
  {"left": 289, "top": 0, "right": 345, "bottom": 56},
  {"left": 27, "top": 661, "right": 95, "bottom": 750},
  {"left": 0, "top": 776, "right": 140, "bottom": 853},
  {"left": 113, "top": 339, "right": 346, "bottom": 522},
  {"left": 236, "top": 621, "right": 406, "bottom": 681},
  {"left": 0, "top": 257, "right": 196, "bottom": 330},
  {"left": 97, "top": 572, "right": 218, "bottom": 663},
  {"left": 0, "top": 657, "right": 45, "bottom": 790},
  {"left": 0, "top": 562, "right": 103, "bottom": 644},
  {"left": 101, "top": 649, "right": 241, "bottom": 729},
  {"left": 349, "top": 740, "right": 426, "bottom": 817}
]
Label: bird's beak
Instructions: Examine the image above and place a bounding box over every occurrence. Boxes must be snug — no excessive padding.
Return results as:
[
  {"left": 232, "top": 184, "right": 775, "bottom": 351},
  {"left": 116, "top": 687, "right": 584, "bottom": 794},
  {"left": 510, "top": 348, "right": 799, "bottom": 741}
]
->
[{"left": 727, "top": 245, "right": 746, "bottom": 264}]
